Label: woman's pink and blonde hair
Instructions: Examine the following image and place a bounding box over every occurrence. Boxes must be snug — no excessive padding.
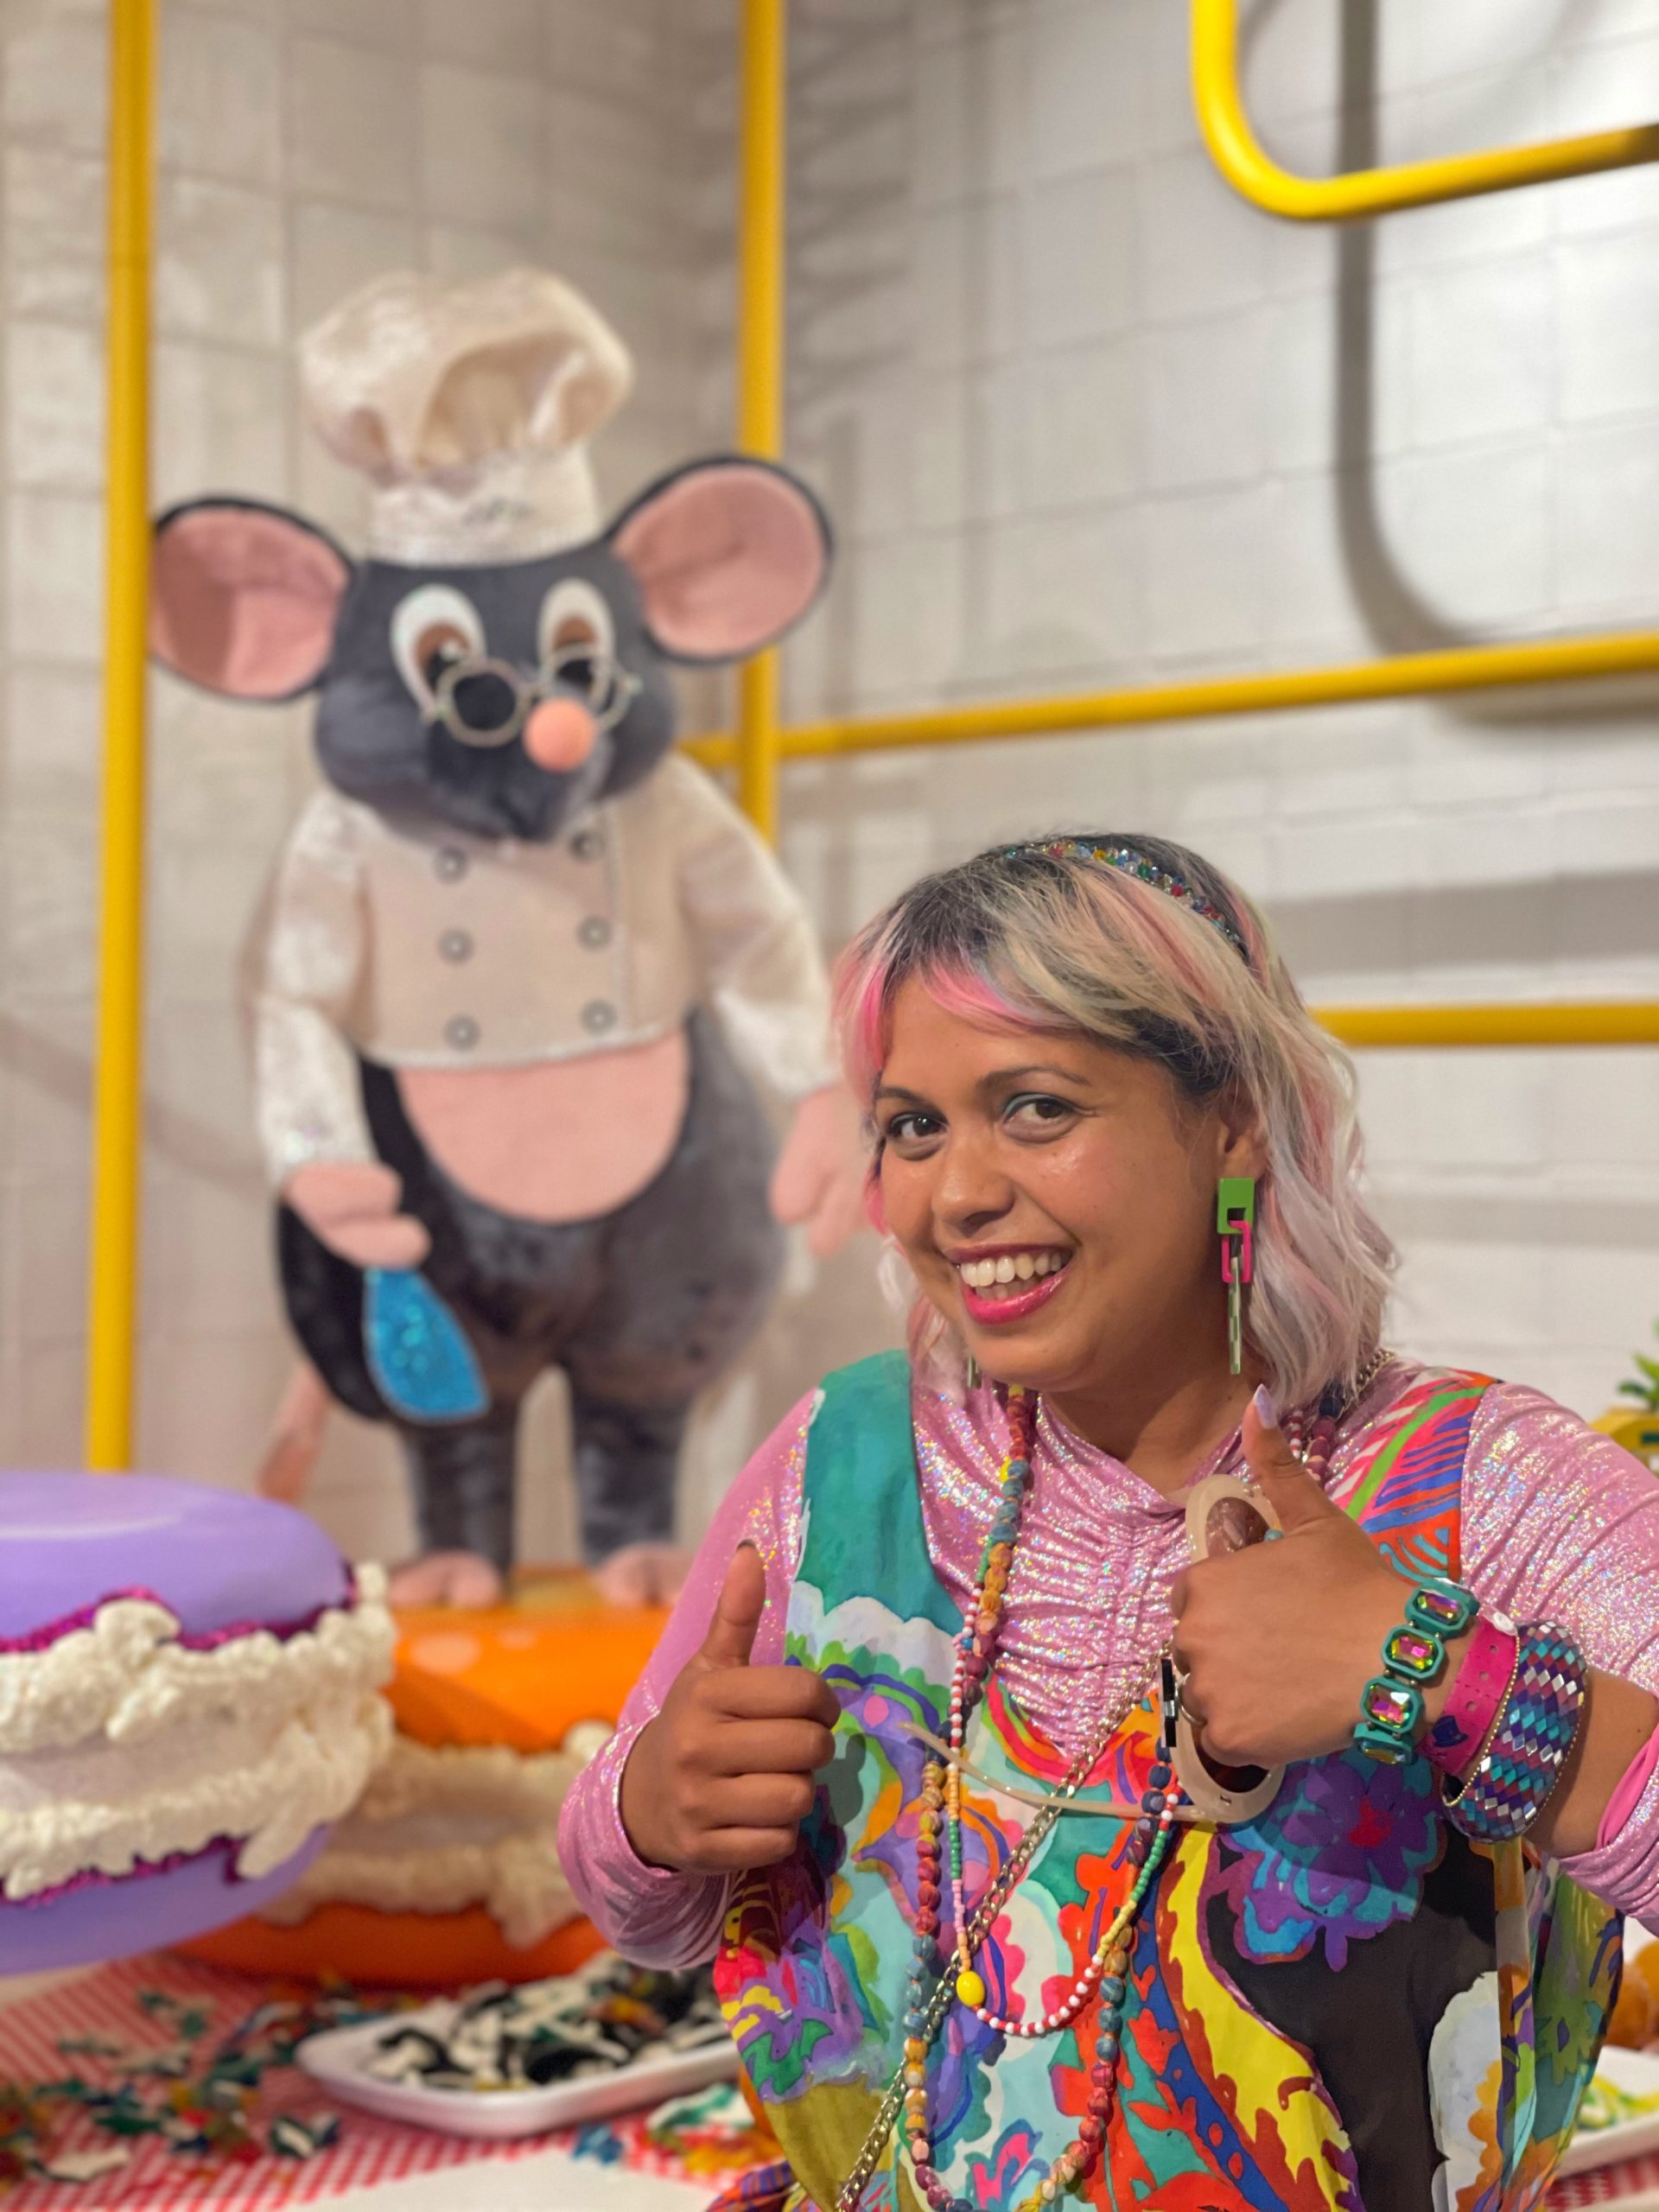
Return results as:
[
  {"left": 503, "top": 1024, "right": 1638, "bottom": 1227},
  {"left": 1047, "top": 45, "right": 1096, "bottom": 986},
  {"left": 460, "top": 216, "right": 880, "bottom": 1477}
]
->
[{"left": 833, "top": 832, "right": 1394, "bottom": 1408}]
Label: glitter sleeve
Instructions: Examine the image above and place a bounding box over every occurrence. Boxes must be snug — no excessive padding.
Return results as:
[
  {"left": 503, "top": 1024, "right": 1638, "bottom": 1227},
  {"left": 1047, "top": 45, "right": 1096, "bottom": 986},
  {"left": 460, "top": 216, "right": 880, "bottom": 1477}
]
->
[
  {"left": 556, "top": 1392, "right": 813, "bottom": 1967},
  {"left": 1459, "top": 1381, "right": 1659, "bottom": 1920}
]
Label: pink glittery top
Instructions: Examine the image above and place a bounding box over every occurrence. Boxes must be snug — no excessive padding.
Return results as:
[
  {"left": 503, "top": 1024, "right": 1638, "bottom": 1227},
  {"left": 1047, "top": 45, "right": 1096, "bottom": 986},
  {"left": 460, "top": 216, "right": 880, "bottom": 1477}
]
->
[{"left": 557, "top": 1357, "right": 1659, "bottom": 1967}]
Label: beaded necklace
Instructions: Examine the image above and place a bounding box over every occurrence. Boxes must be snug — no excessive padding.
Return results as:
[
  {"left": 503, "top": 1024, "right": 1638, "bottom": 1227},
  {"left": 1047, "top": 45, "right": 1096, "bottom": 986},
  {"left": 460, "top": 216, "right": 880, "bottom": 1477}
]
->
[
  {"left": 901, "top": 1389, "right": 1183, "bottom": 2212},
  {"left": 841, "top": 1366, "right": 1376, "bottom": 2212}
]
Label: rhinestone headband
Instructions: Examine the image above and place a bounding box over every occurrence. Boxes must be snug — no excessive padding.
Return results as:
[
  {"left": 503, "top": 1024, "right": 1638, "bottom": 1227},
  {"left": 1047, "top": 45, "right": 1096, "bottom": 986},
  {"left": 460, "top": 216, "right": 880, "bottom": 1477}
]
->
[{"left": 1006, "top": 839, "right": 1250, "bottom": 962}]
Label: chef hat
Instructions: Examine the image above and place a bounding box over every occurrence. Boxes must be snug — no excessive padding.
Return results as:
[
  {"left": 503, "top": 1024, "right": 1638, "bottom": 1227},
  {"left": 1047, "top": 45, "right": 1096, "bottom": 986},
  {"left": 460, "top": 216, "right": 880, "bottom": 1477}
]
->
[{"left": 299, "top": 268, "right": 635, "bottom": 567}]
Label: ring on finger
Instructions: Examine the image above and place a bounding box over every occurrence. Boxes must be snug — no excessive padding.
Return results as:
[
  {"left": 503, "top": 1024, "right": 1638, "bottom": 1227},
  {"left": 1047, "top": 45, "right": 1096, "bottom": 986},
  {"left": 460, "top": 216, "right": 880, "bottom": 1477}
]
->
[{"left": 1173, "top": 1665, "right": 1207, "bottom": 1730}]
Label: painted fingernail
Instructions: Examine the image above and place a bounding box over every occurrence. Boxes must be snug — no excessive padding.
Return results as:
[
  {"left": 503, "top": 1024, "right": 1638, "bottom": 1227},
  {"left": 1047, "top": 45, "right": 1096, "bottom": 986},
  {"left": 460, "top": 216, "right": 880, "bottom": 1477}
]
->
[{"left": 1252, "top": 1384, "right": 1281, "bottom": 1431}]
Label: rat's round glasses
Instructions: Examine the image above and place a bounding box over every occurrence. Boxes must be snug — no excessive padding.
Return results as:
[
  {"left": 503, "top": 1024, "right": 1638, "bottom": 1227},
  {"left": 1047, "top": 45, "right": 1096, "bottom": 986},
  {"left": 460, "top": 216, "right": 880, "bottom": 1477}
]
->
[{"left": 424, "top": 643, "right": 643, "bottom": 749}]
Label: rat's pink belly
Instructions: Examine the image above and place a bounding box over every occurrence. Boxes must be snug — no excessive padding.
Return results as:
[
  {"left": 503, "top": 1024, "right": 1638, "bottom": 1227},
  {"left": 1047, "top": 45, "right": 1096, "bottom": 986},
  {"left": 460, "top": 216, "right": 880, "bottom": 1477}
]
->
[{"left": 397, "top": 1029, "right": 690, "bottom": 1223}]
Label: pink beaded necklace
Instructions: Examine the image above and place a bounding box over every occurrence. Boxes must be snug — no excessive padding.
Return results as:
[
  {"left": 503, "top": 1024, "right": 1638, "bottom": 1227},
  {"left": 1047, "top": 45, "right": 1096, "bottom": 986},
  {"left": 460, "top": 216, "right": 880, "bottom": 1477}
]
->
[
  {"left": 902, "top": 1388, "right": 1184, "bottom": 2212},
  {"left": 846, "top": 1382, "right": 1351, "bottom": 2212}
]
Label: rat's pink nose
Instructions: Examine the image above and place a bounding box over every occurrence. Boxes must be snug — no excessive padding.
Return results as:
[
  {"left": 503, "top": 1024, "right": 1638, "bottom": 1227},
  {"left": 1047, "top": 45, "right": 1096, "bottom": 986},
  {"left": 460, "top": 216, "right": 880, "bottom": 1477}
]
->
[{"left": 524, "top": 696, "right": 597, "bottom": 773}]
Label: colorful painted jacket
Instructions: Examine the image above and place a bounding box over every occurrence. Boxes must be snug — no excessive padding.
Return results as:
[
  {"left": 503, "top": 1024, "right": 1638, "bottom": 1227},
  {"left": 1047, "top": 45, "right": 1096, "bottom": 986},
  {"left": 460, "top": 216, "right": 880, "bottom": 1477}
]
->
[{"left": 712, "top": 1355, "right": 1616, "bottom": 2212}]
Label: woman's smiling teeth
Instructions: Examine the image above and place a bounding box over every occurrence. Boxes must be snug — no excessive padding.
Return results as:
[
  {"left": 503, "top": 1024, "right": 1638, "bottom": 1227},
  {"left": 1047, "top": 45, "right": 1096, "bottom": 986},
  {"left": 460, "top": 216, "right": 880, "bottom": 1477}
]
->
[{"left": 956, "top": 1251, "right": 1069, "bottom": 1294}]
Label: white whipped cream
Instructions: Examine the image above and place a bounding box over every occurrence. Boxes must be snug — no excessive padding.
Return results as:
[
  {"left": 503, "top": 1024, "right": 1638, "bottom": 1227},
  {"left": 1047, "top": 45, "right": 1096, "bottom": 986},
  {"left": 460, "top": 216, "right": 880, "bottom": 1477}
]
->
[
  {"left": 0, "top": 1569, "right": 395, "bottom": 1901},
  {"left": 262, "top": 1725, "right": 609, "bottom": 1949}
]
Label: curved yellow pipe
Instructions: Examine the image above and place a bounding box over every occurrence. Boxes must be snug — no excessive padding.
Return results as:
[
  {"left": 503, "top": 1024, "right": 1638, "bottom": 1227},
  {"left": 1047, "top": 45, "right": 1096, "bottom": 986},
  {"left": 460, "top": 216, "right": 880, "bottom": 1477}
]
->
[
  {"left": 1192, "top": 0, "right": 1659, "bottom": 219},
  {"left": 1314, "top": 1004, "right": 1659, "bottom": 1050},
  {"left": 683, "top": 625, "right": 1659, "bottom": 771},
  {"left": 734, "top": 0, "right": 786, "bottom": 843},
  {"left": 86, "top": 0, "right": 156, "bottom": 1471}
]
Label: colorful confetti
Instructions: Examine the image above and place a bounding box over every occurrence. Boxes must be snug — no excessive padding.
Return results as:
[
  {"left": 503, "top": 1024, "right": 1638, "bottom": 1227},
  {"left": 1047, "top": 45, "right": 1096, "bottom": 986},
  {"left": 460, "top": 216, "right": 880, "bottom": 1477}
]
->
[
  {"left": 0, "top": 1977, "right": 391, "bottom": 2189},
  {"left": 0, "top": 1953, "right": 772, "bottom": 2209}
]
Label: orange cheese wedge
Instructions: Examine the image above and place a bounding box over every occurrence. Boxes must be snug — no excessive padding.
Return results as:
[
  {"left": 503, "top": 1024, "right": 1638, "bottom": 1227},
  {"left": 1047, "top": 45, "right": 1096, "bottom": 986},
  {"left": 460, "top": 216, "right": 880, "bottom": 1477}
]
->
[
  {"left": 391, "top": 1570, "right": 669, "bottom": 1751},
  {"left": 183, "top": 1903, "right": 607, "bottom": 1991}
]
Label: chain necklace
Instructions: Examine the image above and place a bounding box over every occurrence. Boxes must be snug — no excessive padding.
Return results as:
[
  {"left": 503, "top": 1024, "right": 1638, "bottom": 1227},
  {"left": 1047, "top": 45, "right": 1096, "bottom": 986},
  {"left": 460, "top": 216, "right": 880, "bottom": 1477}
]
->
[{"left": 836, "top": 1353, "right": 1390, "bottom": 2212}]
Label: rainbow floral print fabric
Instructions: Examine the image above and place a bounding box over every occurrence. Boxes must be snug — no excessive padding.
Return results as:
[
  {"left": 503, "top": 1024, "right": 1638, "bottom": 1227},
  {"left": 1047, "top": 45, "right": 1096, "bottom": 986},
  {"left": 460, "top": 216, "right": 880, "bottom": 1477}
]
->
[{"left": 715, "top": 1354, "right": 1618, "bottom": 2212}]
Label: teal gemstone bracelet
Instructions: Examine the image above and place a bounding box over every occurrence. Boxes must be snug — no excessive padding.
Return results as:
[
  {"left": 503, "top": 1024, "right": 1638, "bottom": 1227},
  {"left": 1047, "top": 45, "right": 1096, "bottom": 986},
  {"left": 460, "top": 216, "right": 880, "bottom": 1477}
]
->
[{"left": 1354, "top": 1580, "right": 1480, "bottom": 1766}]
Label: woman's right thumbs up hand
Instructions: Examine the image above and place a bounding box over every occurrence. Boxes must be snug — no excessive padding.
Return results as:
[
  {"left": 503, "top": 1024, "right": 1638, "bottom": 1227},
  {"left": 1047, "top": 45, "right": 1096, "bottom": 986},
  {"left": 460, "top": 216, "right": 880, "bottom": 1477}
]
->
[{"left": 619, "top": 1544, "right": 842, "bottom": 1875}]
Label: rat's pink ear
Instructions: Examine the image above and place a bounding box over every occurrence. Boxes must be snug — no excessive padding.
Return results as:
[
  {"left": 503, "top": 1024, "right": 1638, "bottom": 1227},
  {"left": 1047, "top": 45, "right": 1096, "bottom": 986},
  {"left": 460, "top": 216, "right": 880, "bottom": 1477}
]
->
[
  {"left": 607, "top": 457, "right": 831, "bottom": 664},
  {"left": 150, "top": 499, "right": 353, "bottom": 700}
]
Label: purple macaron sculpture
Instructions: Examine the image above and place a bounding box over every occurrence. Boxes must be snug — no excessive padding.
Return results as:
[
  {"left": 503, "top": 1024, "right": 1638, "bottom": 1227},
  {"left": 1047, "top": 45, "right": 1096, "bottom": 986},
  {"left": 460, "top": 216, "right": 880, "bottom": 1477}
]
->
[{"left": 0, "top": 1472, "right": 393, "bottom": 1974}]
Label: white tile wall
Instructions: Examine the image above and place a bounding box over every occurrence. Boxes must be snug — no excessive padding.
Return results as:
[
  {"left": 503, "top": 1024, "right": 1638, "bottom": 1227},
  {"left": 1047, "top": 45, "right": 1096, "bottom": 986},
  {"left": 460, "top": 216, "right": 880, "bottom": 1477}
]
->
[
  {"left": 1147, "top": 486, "right": 1274, "bottom": 660},
  {"left": 1026, "top": 341, "right": 1141, "bottom": 512},
  {"left": 6, "top": 493, "right": 101, "bottom": 661},
  {"left": 158, "top": 9, "right": 282, "bottom": 191},
  {"left": 152, "top": 341, "right": 289, "bottom": 509},
  {"left": 1137, "top": 151, "right": 1270, "bottom": 322},
  {"left": 915, "top": 197, "right": 1025, "bottom": 366},
  {"left": 155, "top": 178, "right": 284, "bottom": 346},
  {"left": 4, "top": 665, "right": 100, "bottom": 815},
  {"left": 1559, "top": 226, "right": 1659, "bottom": 423},
  {"left": 1404, "top": 255, "right": 1554, "bottom": 449},
  {"left": 1559, "top": 421, "right": 1659, "bottom": 614},
  {"left": 5, "top": 148, "right": 107, "bottom": 321},
  {"left": 3, "top": 10, "right": 109, "bottom": 158},
  {"left": 1027, "top": 3, "right": 1150, "bottom": 179},
  {"left": 1144, "top": 308, "right": 1272, "bottom": 493},
  {"left": 288, "top": 39, "right": 421, "bottom": 213},
  {"left": 420, "top": 66, "right": 545, "bottom": 235},
  {"left": 5, "top": 321, "right": 104, "bottom": 493},
  {"left": 422, "top": 0, "right": 544, "bottom": 77},
  {"left": 1389, "top": 442, "right": 1554, "bottom": 626}
]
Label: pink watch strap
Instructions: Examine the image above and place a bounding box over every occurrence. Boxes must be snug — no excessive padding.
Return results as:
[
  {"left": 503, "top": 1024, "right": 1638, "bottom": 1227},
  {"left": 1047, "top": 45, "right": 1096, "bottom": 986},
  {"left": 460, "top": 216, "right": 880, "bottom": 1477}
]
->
[{"left": 1425, "top": 1611, "right": 1517, "bottom": 1778}]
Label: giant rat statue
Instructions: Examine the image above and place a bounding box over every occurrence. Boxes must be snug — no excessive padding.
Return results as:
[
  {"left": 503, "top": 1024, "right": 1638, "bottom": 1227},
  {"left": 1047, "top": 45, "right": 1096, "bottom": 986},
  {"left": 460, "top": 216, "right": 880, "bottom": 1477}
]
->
[{"left": 148, "top": 270, "right": 861, "bottom": 1608}]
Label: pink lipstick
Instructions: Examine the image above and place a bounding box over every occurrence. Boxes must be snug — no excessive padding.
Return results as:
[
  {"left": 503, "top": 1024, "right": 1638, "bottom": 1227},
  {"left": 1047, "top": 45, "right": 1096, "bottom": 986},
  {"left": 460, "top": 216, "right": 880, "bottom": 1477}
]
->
[{"left": 959, "top": 1264, "right": 1071, "bottom": 1328}]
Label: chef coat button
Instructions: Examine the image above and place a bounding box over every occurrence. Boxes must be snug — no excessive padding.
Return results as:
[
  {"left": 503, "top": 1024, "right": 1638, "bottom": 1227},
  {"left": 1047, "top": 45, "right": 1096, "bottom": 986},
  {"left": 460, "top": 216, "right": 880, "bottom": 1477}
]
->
[
  {"left": 581, "top": 1000, "right": 617, "bottom": 1035},
  {"left": 439, "top": 928, "right": 474, "bottom": 963},
  {"left": 434, "top": 845, "right": 468, "bottom": 883},
  {"left": 570, "top": 827, "right": 603, "bottom": 861},
  {"left": 578, "top": 916, "right": 612, "bottom": 950},
  {"left": 445, "top": 1014, "right": 480, "bottom": 1051}
]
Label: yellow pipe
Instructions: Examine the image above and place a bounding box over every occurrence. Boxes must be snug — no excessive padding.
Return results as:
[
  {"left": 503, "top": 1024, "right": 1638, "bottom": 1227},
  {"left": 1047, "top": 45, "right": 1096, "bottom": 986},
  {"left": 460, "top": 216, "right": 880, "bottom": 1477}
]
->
[
  {"left": 1313, "top": 1004, "right": 1659, "bottom": 1050},
  {"left": 683, "top": 624, "right": 1659, "bottom": 771},
  {"left": 1192, "top": 0, "right": 1659, "bottom": 219},
  {"left": 734, "top": 0, "right": 786, "bottom": 842},
  {"left": 85, "top": 0, "right": 156, "bottom": 1471}
]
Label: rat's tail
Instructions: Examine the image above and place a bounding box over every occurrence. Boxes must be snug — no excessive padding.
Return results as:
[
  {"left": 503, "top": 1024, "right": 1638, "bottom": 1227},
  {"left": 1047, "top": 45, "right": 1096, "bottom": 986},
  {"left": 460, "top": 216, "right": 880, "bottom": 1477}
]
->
[{"left": 256, "top": 1360, "right": 333, "bottom": 1504}]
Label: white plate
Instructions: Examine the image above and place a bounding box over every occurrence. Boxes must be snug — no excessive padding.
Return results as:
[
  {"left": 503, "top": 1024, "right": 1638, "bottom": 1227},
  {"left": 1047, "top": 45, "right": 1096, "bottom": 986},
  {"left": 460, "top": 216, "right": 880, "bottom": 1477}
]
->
[
  {"left": 1560, "top": 2044, "right": 1659, "bottom": 2177},
  {"left": 296, "top": 1999, "right": 739, "bottom": 2141}
]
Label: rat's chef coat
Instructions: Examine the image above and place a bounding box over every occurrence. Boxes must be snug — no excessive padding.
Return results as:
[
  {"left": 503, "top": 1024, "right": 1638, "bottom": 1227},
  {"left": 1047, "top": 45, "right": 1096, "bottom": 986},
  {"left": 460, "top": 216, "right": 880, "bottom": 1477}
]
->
[{"left": 245, "top": 750, "right": 836, "bottom": 1186}]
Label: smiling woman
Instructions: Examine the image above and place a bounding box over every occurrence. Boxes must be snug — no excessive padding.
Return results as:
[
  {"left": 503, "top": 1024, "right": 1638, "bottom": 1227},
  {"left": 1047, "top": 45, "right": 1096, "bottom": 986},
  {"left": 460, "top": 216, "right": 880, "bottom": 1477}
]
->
[
  {"left": 560, "top": 832, "right": 1659, "bottom": 2212},
  {"left": 842, "top": 833, "right": 1391, "bottom": 1436}
]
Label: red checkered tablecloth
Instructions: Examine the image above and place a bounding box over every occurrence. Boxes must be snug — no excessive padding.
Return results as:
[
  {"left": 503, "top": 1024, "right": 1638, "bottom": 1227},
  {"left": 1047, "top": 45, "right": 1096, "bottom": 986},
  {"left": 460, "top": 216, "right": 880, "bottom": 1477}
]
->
[
  {"left": 1554, "top": 2154, "right": 1659, "bottom": 2208},
  {"left": 8, "top": 1955, "right": 1658, "bottom": 2209},
  {"left": 0, "top": 1955, "right": 743, "bottom": 2209}
]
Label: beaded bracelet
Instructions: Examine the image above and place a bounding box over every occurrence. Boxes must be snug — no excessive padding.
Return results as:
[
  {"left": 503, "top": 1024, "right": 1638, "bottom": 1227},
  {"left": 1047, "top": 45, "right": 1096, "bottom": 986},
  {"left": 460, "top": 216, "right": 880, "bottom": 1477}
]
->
[
  {"left": 1354, "top": 1579, "right": 1479, "bottom": 1767},
  {"left": 1439, "top": 1624, "right": 1587, "bottom": 1843}
]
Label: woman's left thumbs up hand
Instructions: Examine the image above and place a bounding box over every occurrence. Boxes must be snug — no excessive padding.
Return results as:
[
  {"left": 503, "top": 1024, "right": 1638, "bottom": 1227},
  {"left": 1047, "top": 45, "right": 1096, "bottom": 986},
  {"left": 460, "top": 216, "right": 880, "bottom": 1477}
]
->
[{"left": 1168, "top": 1387, "right": 1413, "bottom": 1770}]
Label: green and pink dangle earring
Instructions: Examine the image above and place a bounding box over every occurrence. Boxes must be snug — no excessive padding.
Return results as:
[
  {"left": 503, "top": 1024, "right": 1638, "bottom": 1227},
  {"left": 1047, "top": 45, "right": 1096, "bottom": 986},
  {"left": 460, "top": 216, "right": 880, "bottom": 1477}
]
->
[{"left": 1217, "top": 1177, "right": 1255, "bottom": 1376}]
